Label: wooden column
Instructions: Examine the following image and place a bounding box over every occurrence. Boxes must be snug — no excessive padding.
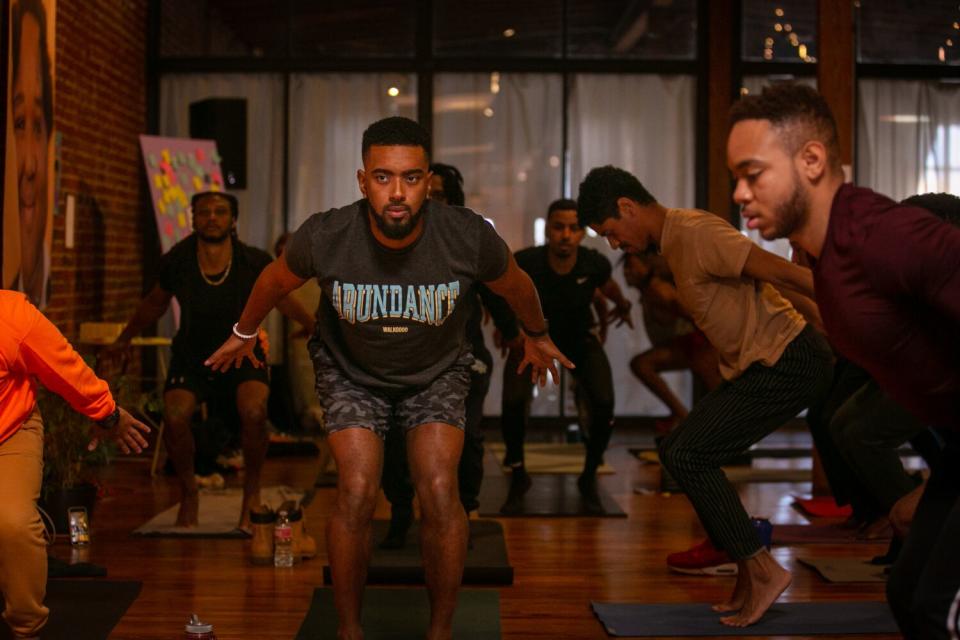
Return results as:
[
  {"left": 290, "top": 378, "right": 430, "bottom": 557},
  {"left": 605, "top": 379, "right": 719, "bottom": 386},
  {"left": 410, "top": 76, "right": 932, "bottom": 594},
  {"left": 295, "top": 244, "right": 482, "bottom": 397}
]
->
[
  {"left": 703, "top": 0, "right": 735, "bottom": 219},
  {"left": 817, "top": 0, "right": 855, "bottom": 172}
]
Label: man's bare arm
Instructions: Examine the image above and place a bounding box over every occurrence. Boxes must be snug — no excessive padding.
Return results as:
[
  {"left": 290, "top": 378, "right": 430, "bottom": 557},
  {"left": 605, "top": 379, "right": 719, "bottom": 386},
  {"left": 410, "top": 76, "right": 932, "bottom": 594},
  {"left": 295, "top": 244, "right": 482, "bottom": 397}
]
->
[
  {"left": 114, "top": 285, "right": 173, "bottom": 345},
  {"left": 742, "top": 244, "right": 814, "bottom": 297},
  {"left": 206, "top": 255, "right": 307, "bottom": 371}
]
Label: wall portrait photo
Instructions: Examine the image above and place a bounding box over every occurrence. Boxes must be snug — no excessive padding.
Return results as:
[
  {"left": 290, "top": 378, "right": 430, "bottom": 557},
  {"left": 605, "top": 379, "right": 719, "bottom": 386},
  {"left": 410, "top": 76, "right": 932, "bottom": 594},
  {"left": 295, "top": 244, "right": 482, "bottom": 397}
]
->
[{"left": 4, "top": 0, "right": 56, "bottom": 308}]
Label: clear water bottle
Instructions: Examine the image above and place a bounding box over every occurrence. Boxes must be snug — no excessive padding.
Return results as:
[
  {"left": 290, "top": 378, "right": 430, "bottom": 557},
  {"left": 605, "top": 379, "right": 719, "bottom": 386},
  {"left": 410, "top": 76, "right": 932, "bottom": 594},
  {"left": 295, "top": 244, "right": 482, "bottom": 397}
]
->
[{"left": 274, "top": 509, "right": 294, "bottom": 567}]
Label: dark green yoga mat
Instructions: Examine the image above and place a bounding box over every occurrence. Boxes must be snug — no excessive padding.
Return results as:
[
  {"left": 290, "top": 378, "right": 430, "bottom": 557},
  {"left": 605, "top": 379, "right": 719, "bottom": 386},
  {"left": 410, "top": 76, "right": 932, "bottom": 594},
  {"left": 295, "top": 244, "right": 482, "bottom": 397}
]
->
[
  {"left": 591, "top": 601, "right": 899, "bottom": 636},
  {"left": 322, "top": 519, "right": 513, "bottom": 585},
  {"left": 0, "top": 580, "right": 141, "bottom": 640},
  {"left": 295, "top": 588, "right": 500, "bottom": 639}
]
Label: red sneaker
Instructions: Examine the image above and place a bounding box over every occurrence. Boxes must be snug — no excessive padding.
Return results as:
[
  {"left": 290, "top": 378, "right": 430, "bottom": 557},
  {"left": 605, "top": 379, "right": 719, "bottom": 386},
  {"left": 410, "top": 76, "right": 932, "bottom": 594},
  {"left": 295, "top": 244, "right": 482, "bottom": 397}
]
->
[{"left": 666, "top": 539, "right": 737, "bottom": 576}]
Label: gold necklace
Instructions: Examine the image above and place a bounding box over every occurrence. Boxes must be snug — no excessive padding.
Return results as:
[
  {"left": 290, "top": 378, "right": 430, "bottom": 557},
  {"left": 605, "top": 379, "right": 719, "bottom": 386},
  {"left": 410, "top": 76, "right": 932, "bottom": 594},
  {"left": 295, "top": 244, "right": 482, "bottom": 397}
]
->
[{"left": 198, "top": 254, "right": 232, "bottom": 286}]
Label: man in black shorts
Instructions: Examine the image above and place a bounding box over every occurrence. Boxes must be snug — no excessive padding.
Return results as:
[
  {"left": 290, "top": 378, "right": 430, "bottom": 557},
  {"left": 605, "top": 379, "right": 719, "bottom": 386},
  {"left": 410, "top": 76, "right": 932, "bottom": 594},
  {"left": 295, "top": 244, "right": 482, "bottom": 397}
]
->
[
  {"left": 207, "top": 117, "right": 571, "bottom": 640},
  {"left": 110, "top": 191, "right": 314, "bottom": 528},
  {"left": 492, "top": 199, "right": 633, "bottom": 514}
]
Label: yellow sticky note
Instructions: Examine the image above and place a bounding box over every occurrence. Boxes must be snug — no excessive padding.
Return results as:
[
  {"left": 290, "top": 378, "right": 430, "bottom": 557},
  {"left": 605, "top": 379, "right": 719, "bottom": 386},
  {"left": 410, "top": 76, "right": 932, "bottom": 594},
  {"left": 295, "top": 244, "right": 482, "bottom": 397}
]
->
[
  {"left": 158, "top": 199, "right": 166, "bottom": 215},
  {"left": 178, "top": 212, "right": 187, "bottom": 228},
  {"left": 153, "top": 173, "right": 164, "bottom": 189},
  {"left": 192, "top": 175, "right": 203, "bottom": 191},
  {"left": 161, "top": 149, "right": 171, "bottom": 164}
]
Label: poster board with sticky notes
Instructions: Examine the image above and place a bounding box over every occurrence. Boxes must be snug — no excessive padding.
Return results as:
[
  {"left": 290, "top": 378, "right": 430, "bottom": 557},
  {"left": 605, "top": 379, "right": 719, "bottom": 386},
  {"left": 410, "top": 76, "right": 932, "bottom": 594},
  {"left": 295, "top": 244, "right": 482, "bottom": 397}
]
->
[{"left": 139, "top": 135, "right": 225, "bottom": 253}]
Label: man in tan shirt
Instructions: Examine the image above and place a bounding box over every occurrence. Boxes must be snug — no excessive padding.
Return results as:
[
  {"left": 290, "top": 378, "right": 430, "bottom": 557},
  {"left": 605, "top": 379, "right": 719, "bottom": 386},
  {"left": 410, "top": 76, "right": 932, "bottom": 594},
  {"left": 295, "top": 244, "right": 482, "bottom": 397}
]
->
[{"left": 578, "top": 165, "right": 832, "bottom": 628}]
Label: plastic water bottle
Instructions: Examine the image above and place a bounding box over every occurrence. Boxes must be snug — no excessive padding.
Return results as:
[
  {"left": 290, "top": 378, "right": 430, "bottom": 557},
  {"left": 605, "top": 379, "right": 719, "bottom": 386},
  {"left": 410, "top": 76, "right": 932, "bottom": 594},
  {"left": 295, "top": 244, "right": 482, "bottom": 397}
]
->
[{"left": 274, "top": 509, "right": 294, "bottom": 567}]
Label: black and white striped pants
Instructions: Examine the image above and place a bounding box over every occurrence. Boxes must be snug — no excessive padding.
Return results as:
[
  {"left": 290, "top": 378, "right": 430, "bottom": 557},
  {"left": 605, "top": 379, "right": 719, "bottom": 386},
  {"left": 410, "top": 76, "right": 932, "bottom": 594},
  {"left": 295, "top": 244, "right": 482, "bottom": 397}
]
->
[{"left": 659, "top": 324, "right": 833, "bottom": 560}]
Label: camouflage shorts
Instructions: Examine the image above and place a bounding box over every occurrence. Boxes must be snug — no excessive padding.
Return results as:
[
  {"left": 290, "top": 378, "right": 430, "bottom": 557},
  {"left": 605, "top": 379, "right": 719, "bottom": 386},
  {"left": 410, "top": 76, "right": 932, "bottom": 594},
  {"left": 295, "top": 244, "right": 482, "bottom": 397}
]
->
[{"left": 311, "top": 345, "right": 471, "bottom": 438}]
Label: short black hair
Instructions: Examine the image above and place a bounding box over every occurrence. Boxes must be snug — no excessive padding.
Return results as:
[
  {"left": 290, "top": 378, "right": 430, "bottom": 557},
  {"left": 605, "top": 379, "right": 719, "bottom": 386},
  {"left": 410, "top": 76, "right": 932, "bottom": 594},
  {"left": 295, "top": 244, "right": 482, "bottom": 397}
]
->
[
  {"left": 362, "top": 117, "right": 431, "bottom": 160},
  {"left": 11, "top": 0, "right": 53, "bottom": 141},
  {"left": 577, "top": 166, "right": 656, "bottom": 228},
  {"left": 191, "top": 191, "right": 239, "bottom": 219},
  {"left": 902, "top": 192, "right": 960, "bottom": 228},
  {"left": 429, "top": 162, "right": 465, "bottom": 206},
  {"left": 546, "top": 198, "right": 578, "bottom": 221},
  {"left": 729, "top": 82, "right": 842, "bottom": 174}
]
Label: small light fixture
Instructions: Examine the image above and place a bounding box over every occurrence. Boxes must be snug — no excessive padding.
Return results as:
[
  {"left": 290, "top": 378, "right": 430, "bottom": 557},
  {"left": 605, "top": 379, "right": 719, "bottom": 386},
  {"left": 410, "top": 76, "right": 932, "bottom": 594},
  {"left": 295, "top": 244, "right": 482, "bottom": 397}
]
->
[
  {"left": 798, "top": 44, "right": 808, "bottom": 58},
  {"left": 387, "top": 86, "right": 400, "bottom": 97},
  {"left": 483, "top": 107, "right": 494, "bottom": 117},
  {"left": 939, "top": 46, "right": 946, "bottom": 62},
  {"left": 503, "top": 28, "right": 516, "bottom": 38},
  {"left": 774, "top": 23, "right": 783, "bottom": 32},
  {"left": 740, "top": 86, "right": 750, "bottom": 96},
  {"left": 775, "top": 8, "right": 784, "bottom": 17},
  {"left": 784, "top": 23, "right": 792, "bottom": 32},
  {"left": 490, "top": 71, "right": 501, "bottom": 95},
  {"left": 947, "top": 38, "right": 955, "bottom": 47},
  {"left": 548, "top": 155, "right": 560, "bottom": 168},
  {"left": 764, "top": 48, "right": 773, "bottom": 60}
]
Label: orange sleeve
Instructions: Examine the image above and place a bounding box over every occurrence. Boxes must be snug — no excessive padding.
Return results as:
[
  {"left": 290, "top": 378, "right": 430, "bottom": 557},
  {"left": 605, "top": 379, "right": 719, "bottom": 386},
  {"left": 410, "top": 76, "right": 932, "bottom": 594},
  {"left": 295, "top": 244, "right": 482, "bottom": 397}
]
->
[{"left": 17, "top": 307, "right": 115, "bottom": 422}]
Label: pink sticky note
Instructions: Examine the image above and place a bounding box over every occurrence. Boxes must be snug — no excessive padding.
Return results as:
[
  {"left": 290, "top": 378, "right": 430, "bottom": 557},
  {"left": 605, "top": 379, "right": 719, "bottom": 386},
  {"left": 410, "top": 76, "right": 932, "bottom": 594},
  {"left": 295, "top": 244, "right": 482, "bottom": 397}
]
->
[
  {"left": 212, "top": 172, "right": 223, "bottom": 186},
  {"left": 195, "top": 148, "right": 205, "bottom": 162},
  {"left": 163, "top": 219, "right": 174, "bottom": 237}
]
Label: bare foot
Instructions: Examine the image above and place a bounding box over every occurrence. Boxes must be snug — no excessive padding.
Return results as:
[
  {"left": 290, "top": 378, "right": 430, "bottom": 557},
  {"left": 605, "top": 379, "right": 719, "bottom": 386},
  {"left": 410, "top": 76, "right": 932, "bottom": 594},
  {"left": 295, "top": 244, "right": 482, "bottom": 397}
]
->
[
  {"left": 176, "top": 490, "right": 199, "bottom": 527},
  {"left": 720, "top": 551, "right": 791, "bottom": 627},
  {"left": 712, "top": 566, "right": 747, "bottom": 612}
]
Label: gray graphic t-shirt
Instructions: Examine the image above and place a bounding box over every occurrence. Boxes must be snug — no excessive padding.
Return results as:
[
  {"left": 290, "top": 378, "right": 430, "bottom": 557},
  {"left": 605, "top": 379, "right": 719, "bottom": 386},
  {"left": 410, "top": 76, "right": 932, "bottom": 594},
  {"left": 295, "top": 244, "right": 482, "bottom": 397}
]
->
[{"left": 284, "top": 199, "right": 510, "bottom": 390}]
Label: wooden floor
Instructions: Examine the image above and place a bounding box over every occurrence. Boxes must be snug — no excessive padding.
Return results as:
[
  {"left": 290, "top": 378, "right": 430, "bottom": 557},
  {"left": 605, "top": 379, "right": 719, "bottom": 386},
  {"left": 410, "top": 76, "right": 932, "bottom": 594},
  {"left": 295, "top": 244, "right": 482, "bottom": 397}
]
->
[{"left": 54, "top": 426, "right": 900, "bottom": 640}]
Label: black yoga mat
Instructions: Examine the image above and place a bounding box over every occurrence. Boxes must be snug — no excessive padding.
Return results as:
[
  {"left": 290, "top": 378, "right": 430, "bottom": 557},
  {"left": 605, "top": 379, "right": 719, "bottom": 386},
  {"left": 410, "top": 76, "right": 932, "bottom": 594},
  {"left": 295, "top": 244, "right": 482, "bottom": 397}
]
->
[
  {"left": 478, "top": 473, "right": 626, "bottom": 517},
  {"left": 0, "top": 580, "right": 141, "bottom": 640},
  {"left": 295, "top": 587, "right": 500, "bottom": 639},
  {"left": 591, "top": 601, "right": 899, "bottom": 636},
  {"left": 322, "top": 519, "right": 513, "bottom": 585}
]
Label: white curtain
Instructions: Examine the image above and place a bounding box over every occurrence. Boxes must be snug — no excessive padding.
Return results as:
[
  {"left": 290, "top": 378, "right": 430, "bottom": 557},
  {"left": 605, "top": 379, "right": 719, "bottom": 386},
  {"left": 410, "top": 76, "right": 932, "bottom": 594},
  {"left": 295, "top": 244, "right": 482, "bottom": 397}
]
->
[
  {"left": 287, "top": 73, "right": 418, "bottom": 227},
  {"left": 857, "top": 79, "right": 960, "bottom": 202},
  {"left": 159, "top": 74, "right": 285, "bottom": 362},
  {"left": 568, "top": 74, "right": 697, "bottom": 416},
  {"left": 434, "top": 73, "right": 564, "bottom": 416}
]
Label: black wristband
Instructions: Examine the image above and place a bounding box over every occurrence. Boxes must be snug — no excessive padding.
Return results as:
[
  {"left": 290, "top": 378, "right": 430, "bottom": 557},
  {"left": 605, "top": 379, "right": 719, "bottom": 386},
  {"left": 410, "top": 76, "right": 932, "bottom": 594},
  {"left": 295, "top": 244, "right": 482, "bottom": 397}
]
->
[
  {"left": 522, "top": 320, "right": 550, "bottom": 338},
  {"left": 97, "top": 406, "right": 120, "bottom": 430}
]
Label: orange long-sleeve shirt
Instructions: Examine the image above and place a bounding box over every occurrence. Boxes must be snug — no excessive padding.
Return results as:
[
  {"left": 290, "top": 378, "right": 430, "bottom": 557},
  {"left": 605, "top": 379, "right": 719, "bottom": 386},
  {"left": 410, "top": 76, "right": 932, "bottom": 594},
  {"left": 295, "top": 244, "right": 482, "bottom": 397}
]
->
[{"left": 0, "top": 291, "right": 115, "bottom": 445}]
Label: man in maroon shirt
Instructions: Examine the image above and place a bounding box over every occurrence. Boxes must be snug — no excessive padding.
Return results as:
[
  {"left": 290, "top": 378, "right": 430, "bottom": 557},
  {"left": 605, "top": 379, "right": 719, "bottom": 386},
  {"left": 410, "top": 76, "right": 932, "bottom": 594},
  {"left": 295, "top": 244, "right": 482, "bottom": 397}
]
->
[{"left": 726, "top": 82, "right": 960, "bottom": 640}]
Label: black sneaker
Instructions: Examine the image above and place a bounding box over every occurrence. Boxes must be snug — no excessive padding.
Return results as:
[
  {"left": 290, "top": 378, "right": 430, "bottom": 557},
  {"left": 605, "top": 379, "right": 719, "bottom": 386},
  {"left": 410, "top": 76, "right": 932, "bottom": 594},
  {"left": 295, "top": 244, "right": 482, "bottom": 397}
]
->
[
  {"left": 577, "top": 473, "right": 604, "bottom": 514},
  {"left": 500, "top": 467, "right": 532, "bottom": 515},
  {"left": 379, "top": 508, "right": 413, "bottom": 550}
]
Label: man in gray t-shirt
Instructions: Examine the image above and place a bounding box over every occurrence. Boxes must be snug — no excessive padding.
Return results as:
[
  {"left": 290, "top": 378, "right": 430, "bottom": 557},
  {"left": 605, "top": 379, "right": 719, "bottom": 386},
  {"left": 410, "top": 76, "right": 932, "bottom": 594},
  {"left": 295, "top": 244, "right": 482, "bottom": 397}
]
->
[{"left": 207, "top": 117, "right": 571, "bottom": 640}]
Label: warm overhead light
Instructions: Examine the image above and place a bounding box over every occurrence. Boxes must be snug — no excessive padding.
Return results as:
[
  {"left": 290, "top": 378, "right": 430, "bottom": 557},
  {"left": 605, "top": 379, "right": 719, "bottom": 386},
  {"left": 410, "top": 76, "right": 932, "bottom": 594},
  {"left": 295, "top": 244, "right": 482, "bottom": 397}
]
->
[
  {"left": 483, "top": 107, "right": 494, "bottom": 117},
  {"left": 740, "top": 86, "right": 750, "bottom": 96},
  {"left": 764, "top": 49, "right": 773, "bottom": 60},
  {"left": 948, "top": 38, "right": 955, "bottom": 47},
  {"left": 387, "top": 86, "right": 400, "bottom": 97},
  {"left": 765, "top": 37, "right": 774, "bottom": 46},
  {"left": 798, "top": 44, "right": 808, "bottom": 58},
  {"left": 879, "top": 114, "right": 931, "bottom": 123},
  {"left": 517, "top": 171, "right": 528, "bottom": 182},
  {"left": 774, "top": 23, "right": 783, "bottom": 32},
  {"left": 548, "top": 155, "right": 560, "bottom": 168},
  {"left": 503, "top": 28, "right": 516, "bottom": 38},
  {"left": 775, "top": 8, "right": 784, "bottom": 17},
  {"left": 954, "top": 21, "right": 959, "bottom": 29},
  {"left": 490, "top": 71, "right": 501, "bottom": 95},
  {"left": 784, "top": 23, "right": 792, "bottom": 32},
  {"left": 939, "top": 46, "right": 946, "bottom": 62}
]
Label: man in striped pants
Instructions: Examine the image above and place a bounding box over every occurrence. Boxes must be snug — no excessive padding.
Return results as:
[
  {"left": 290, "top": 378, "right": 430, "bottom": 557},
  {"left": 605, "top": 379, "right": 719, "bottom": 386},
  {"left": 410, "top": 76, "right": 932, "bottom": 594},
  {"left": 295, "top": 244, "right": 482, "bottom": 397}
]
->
[{"left": 578, "top": 166, "right": 832, "bottom": 627}]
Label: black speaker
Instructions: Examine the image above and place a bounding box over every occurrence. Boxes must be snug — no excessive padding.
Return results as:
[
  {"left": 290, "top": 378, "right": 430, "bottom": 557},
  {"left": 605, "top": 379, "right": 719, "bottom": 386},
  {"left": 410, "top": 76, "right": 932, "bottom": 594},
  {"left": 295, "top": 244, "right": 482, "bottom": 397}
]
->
[{"left": 189, "top": 98, "right": 247, "bottom": 189}]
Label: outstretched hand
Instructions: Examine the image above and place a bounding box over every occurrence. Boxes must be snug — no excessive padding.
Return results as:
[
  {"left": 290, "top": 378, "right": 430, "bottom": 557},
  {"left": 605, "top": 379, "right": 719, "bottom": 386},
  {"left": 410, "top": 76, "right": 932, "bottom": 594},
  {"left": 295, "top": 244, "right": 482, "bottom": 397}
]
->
[
  {"left": 87, "top": 407, "right": 151, "bottom": 454},
  {"left": 205, "top": 335, "right": 262, "bottom": 372},
  {"left": 517, "top": 334, "right": 575, "bottom": 386}
]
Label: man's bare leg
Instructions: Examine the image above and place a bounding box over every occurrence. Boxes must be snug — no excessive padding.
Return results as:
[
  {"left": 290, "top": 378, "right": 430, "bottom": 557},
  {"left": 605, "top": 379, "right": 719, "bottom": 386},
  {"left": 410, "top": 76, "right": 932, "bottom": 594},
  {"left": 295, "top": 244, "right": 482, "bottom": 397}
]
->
[
  {"left": 162, "top": 389, "right": 200, "bottom": 527},
  {"left": 408, "top": 423, "right": 467, "bottom": 640},
  {"left": 326, "top": 428, "right": 383, "bottom": 640},
  {"left": 719, "top": 550, "right": 791, "bottom": 627},
  {"left": 630, "top": 348, "right": 691, "bottom": 423},
  {"left": 236, "top": 380, "right": 270, "bottom": 530}
]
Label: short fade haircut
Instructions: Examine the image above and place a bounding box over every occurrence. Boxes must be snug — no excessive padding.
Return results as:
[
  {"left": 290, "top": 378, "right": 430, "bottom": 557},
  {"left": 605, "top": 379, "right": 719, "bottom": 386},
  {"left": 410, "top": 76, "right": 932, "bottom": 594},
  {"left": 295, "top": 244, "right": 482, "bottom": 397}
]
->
[
  {"left": 546, "top": 198, "right": 578, "bottom": 221},
  {"left": 362, "top": 117, "right": 431, "bottom": 160},
  {"left": 729, "top": 82, "right": 842, "bottom": 174},
  {"left": 11, "top": 0, "right": 54, "bottom": 141},
  {"left": 429, "top": 162, "right": 465, "bottom": 206},
  {"left": 902, "top": 192, "right": 960, "bottom": 228},
  {"left": 191, "top": 191, "right": 239, "bottom": 219},
  {"left": 577, "top": 166, "right": 657, "bottom": 228}
]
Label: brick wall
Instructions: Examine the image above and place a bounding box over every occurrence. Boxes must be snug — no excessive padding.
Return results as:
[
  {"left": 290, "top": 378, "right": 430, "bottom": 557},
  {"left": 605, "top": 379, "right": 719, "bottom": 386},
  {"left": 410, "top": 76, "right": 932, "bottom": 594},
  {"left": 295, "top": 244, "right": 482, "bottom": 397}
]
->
[{"left": 46, "top": 0, "right": 149, "bottom": 339}]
